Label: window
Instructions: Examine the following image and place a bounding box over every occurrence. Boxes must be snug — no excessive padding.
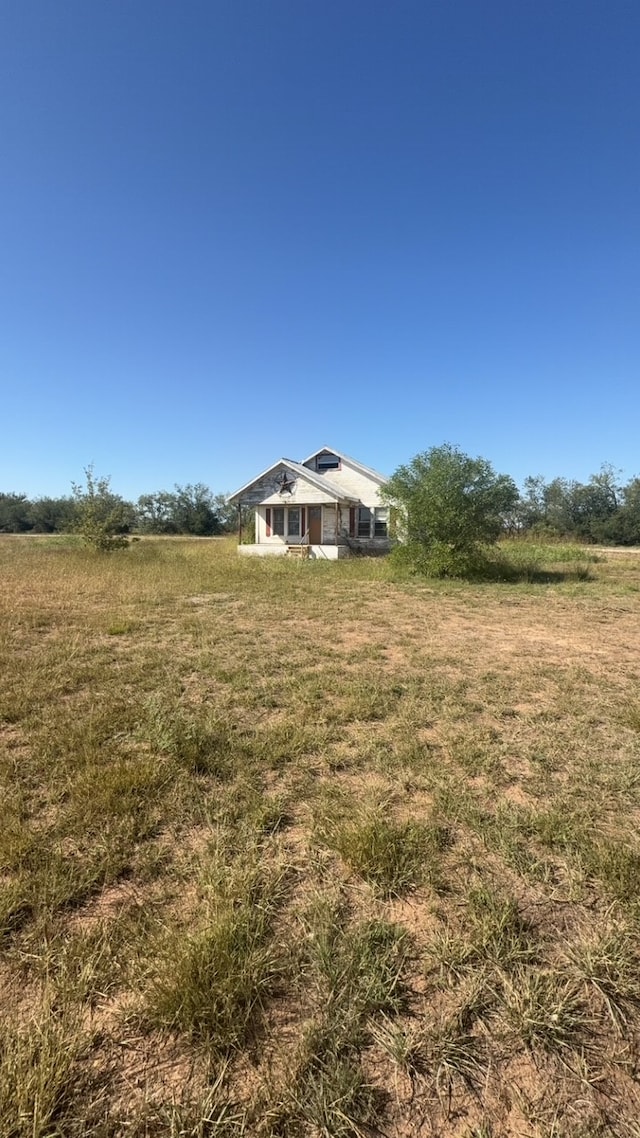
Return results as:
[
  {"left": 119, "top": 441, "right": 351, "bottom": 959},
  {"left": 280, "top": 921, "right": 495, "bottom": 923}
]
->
[
  {"left": 357, "top": 507, "right": 372, "bottom": 537},
  {"left": 316, "top": 453, "right": 340, "bottom": 472},
  {"left": 374, "top": 507, "right": 388, "bottom": 537},
  {"left": 266, "top": 506, "right": 302, "bottom": 539}
]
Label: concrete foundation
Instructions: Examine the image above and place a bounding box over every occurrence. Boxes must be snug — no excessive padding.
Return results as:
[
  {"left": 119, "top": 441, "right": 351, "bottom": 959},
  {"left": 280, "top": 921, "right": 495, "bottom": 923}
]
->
[{"left": 237, "top": 544, "right": 350, "bottom": 559}]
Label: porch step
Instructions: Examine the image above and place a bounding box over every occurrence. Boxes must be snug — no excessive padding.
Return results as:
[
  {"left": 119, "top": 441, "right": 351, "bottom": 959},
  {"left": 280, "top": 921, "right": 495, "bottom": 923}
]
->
[{"left": 286, "top": 544, "right": 310, "bottom": 559}]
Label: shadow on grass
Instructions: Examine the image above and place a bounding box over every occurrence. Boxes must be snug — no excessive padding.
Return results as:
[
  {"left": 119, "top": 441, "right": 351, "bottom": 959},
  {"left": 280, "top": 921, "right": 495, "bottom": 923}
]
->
[
  {"left": 477, "top": 558, "right": 595, "bottom": 585},
  {"left": 388, "top": 549, "right": 595, "bottom": 585}
]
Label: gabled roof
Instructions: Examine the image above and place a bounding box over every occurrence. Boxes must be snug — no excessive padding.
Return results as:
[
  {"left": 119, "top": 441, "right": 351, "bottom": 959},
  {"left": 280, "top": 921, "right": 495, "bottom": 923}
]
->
[
  {"left": 302, "top": 446, "right": 388, "bottom": 486},
  {"left": 283, "top": 460, "right": 359, "bottom": 500},
  {"left": 227, "top": 458, "right": 358, "bottom": 505}
]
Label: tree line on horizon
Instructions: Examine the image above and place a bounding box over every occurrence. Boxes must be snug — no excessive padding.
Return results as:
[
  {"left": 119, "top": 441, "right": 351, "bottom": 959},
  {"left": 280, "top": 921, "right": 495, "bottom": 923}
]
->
[
  {"left": 2, "top": 458, "right": 640, "bottom": 546},
  {"left": 0, "top": 479, "right": 237, "bottom": 538},
  {"left": 509, "top": 465, "right": 640, "bottom": 545}
]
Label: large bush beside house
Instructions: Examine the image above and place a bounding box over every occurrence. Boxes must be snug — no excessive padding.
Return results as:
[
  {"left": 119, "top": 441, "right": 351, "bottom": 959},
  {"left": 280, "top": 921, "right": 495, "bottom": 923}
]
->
[{"left": 382, "top": 444, "right": 519, "bottom": 577}]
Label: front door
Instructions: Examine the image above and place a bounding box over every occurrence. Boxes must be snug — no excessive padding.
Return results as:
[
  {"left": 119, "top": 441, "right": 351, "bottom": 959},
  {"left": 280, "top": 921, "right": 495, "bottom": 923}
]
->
[{"left": 308, "top": 506, "right": 322, "bottom": 544}]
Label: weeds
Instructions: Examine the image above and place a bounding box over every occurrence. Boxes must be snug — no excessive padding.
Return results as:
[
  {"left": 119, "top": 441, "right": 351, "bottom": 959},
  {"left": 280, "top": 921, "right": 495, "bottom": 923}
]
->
[
  {"left": 285, "top": 1048, "right": 376, "bottom": 1138},
  {"left": 269, "top": 899, "right": 409, "bottom": 1135},
  {"left": 466, "top": 885, "right": 537, "bottom": 970},
  {"left": 428, "top": 1025, "right": 487, "bottom": 1118},
  {"left": 300, "top": 895, "right": 410, "bottom": 1034},
  {"left": 323, "top": 807, "right": 450, "bottom": 896},
  {"left": 367, "top": 1013, "right": 425, "bottom": 1076},
  {"left": 151, "top": 857, "right": 288, "bottom": 1052},
  {"left": 152, "top": 906, "right": 280, "bottom": 1050},
  {"left": 143, "top": 701, "right": 240, "bottom": 778},
  {"left": 0, "top": 995, "right": 94, "bottom": 1138},
  {"left": 563, "top": 911, "right": 640, "bottom": 1032},
  {"left": 500, "top": 968, "right": 587, "bottom": 1055}
]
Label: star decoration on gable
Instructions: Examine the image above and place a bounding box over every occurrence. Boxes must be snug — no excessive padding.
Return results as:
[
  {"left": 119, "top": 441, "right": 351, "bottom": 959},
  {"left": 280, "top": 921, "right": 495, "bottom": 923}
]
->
[{"left": 275, "top": 470, "right": 297, "bottom": 496}]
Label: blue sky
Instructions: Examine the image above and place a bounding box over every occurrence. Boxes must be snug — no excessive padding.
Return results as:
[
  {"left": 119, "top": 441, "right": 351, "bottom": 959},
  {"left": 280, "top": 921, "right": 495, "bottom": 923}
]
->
[{"left": 1, "top": 0, "right": 638, "bottom": 500}]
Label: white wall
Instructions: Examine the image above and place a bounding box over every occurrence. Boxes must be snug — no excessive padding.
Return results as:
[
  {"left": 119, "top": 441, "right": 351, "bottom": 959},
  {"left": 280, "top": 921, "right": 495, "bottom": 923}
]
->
[{"left": 303, "top": 456, "right": 385, "bottom": 509}]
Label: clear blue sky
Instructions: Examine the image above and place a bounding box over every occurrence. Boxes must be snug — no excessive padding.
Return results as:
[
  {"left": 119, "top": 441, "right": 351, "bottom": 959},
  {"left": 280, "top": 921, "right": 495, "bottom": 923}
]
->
[{"left": 2, "top": 0, "right": 638, "bottom": 500}]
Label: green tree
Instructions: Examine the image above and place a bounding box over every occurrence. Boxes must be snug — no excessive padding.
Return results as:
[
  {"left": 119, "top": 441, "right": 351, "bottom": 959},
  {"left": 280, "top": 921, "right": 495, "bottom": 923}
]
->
[
  {"left": 540, "top": 476, "right": 579, "bottom": 536},
  {"left": 71, "top": 466, "right": 132, "bottom": 551},
  {"left": 517, "top": 475, "right": 550, "bottom": 533},
  {"left": 135, "top": 485, "right": 224, "bottom": 535},
  {"left": 382, "top": 443, "right": 518, "bottom": 577},
  {"left": 0, "top": 493, "right": 32, "bottom": 532},
  {"left": 519, "top": 465, "right": 623, "bottom": 542},
  {"left": 171, "top": 484, "right": 222, "bottom": 536},
  {"left": 136, "top": 491, "right": 180, "bottom": 534},
  {"left": 571, "top": 465, "right": 622, "bottom": 542},
  {"left": 28, "top": 496, "right": 77, "bottom": 533},
  {"left": 601, "top": 476, "right": 640, "bottom": 545}
]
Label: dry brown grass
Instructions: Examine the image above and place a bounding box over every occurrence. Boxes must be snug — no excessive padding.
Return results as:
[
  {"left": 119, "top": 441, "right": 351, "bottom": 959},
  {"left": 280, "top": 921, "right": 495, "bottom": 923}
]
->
[{"left": 2, "top": 534, "right": 640, "bottom": 1136}]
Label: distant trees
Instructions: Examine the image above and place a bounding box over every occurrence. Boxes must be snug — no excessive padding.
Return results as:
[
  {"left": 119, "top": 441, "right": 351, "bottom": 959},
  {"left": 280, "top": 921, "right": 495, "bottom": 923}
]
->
[
  {"left": 0, "top": 494, "right": 32, "bottom": 533},
  {"left": 211, "top": 492, "right": 239, "bottom": 534},
  {"left": 0, "top": 492, "right": 78, "bottom": 534},
  {"left": 515, "top": 465, "right": 637, "bottom": 544},
  {"left": 28, "top": 496, "right": 78, "bottom": 534},
  {"left": 136, "top": 485, "right": 224, "bottom": 536},
  {"left": 136, "top": 491, "right": 182, "bottom": 534},
  {"left": 613, "top": 479, "right": 640, "bottom": 545},
  {"left": 383, "top": 444, "right": 519, "bottom": 576},
  {"left": 171, "top": 484, "right": 222, "bottom": 536},
  {"left": 0, "top": 476, "right": 236, "bottom": 538},
  {"left": 381, "top": 444, "right": 640, "bottom": 579}
]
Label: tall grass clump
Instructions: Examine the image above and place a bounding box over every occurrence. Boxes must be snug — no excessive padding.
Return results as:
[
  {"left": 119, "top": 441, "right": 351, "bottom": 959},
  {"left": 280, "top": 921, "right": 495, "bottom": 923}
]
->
[
  {"left": 152, "top": 906, "right": 279, "bottom": 1050},
  {"left": 150, "top": 856, "right": 287, "bottom": 1052},
  {"left": 143, "top": 701, "right": 240, "bottom": 778},
  {"left": 0, "top": 998, "right": 93, "bottom": 1138},
  {"left": 276, "top": 899, "right": 409, "bottom": 1136},
  {"left": 323, "top": 807, "right": 451, "bottom": 897}
]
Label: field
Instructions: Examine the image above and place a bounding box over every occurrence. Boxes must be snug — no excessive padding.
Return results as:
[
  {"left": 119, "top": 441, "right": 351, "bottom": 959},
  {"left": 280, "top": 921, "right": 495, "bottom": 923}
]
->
[{"left": 1, "top": 536, "right": 640, "bottom": 1137}]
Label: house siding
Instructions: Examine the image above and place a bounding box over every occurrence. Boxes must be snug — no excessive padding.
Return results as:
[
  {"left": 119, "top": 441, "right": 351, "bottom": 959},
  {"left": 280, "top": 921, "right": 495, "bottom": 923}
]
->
[
  {"left": 303, "top": 458, "right": 385, "bottom": 509},
  {"left": 236, "top": 466, "right": 337, "bottom": 509}
]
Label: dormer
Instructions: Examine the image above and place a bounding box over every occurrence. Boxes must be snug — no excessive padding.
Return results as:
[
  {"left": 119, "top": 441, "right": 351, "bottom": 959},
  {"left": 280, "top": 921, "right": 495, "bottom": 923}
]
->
[{"left": 306, "top": 450, "right": 341, "bottom": 474}]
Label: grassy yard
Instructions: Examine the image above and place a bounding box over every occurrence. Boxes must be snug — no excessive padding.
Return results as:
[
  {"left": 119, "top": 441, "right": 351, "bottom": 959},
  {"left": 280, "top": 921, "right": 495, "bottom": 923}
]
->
[{"left": 1, "top": 535, "right": 640, "bottom": 1137}]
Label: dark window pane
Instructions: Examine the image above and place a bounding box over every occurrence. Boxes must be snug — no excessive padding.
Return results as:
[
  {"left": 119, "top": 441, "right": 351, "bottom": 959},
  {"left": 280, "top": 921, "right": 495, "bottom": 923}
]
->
[
  {"left": 317, "top": 454, "right": 340, "bottom": 471},
  {"left": 374, "top": 508, "right": 388, "bottom": 537},
  {"left": 357, "top": 507, "right": 371, "bottom": 537}
]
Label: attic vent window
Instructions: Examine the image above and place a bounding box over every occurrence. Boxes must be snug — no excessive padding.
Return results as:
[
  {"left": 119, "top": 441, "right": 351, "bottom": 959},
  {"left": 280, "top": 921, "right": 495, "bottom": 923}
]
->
[{"left": 317, "top": 454, "right": 340, "bottom": 472}]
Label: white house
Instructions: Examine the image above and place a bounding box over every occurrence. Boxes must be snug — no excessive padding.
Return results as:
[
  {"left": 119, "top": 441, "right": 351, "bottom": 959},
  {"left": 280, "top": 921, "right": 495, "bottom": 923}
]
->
[{"left": 227, "top": 447, "right": 391, "bottom": 558}]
